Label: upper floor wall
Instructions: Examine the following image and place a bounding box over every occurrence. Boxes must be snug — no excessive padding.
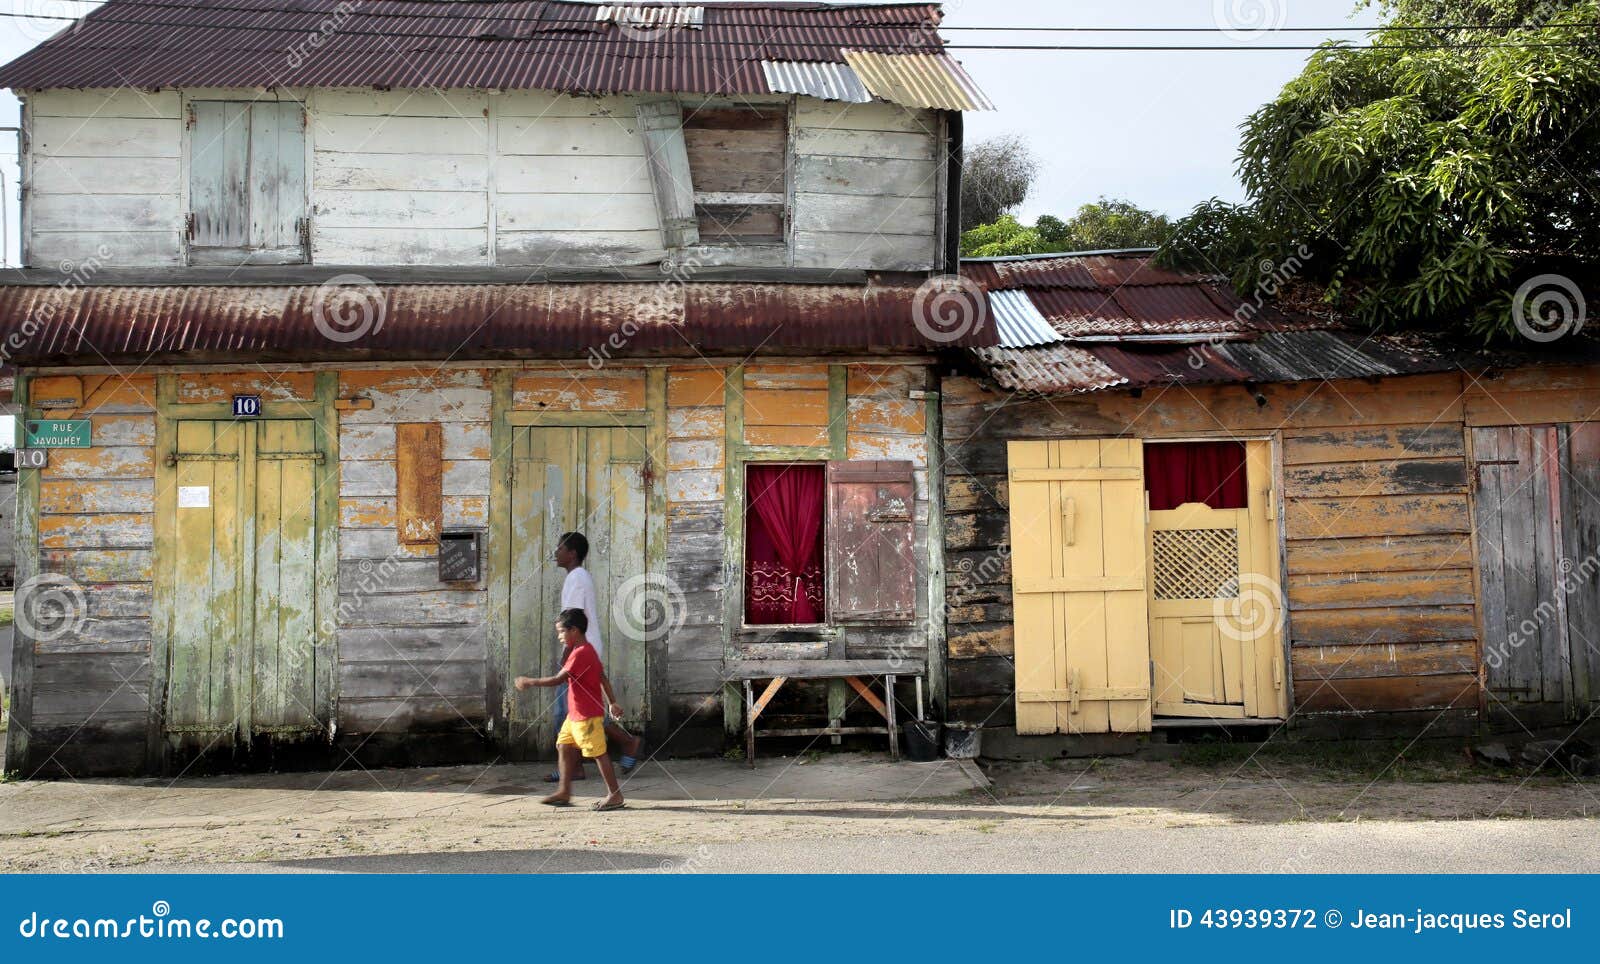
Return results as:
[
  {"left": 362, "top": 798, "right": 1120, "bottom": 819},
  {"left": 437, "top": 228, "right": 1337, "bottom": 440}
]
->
[{"left": 21, "top": 87, "right": 952, "bottom": 274}]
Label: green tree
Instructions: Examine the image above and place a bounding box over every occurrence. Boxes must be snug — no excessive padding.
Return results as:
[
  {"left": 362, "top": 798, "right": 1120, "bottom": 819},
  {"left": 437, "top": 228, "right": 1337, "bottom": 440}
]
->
[
  {"left": 960, "top": 135, "right": 1038, "bottom": 232},
  {"left": 1163, "top": 0, "right": 1600, "bottom": 338},
  {"left": 961, "top": 199, "right": 1175, "bottom": 257}
]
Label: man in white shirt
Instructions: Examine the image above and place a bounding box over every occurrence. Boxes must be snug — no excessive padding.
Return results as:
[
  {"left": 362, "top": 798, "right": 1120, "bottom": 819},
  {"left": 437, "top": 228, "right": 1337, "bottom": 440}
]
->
[{"left": 546, "top": 532, "right": 643, "bottom": 782}]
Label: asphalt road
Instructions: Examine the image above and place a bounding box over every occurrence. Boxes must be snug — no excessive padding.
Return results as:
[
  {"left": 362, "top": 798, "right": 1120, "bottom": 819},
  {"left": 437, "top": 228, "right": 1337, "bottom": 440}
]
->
[{"left": 142, "top": 819, "right": 1599, "bottom": 874}]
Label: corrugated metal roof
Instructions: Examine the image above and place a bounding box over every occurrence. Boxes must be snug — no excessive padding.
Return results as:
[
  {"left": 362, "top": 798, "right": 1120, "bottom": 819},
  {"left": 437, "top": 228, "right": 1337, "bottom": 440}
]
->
[
  {"left": 989, "top": 289, "right": 1060, "bottom": 348},
  {"left": 0, "top": 0, "right": 991, "bottom": 107},
  {"left": 595, "top": 4, "right": 706, "bottom": 29},
  {"left": 761, "top": 59, "right": 872, "bottom": 103},
  {"left": 840, "top": 49, "right": 995, "bottom": 111},
  {"left": 963, "top": 251, "right": 1600, "bottom": 395},
  {"left": 0, "top": 279, "right": 998, "bottom": 364}
]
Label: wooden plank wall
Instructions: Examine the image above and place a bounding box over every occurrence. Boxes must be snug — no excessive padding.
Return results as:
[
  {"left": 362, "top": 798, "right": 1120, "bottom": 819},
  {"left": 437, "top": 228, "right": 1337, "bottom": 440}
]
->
[
  {"left": 26, "top": 375, "right": 159, "bottom": 775},
  {"left": 26, "top": 89, "right": 943, "bottom": 273},
  {"left": 28, "top": 90, "right": 184, "bottom": 266},
  {"left": 335, "top": 369, "right": 492, "bottom": 737},
  {"left": 665, "top": 367, "right": 728, "bottom": 724},
  {"left": 941, "top": 372, "right": 1485, "bottom": 734}
]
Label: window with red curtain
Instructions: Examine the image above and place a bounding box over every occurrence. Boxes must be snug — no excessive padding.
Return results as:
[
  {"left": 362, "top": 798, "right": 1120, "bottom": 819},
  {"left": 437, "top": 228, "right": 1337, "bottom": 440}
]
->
[
  {"left": 745, "top": 464, "right": 827, "bottom": 625},
  {"left": 1144, "top": 441, "right": 1249, "bottom": 511}
]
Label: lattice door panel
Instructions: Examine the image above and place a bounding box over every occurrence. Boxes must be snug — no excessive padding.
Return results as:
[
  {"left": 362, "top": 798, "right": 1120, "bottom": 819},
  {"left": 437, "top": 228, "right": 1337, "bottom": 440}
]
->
[{"left": 1151, "top": 528, "right": 1240, "bottom": 600}]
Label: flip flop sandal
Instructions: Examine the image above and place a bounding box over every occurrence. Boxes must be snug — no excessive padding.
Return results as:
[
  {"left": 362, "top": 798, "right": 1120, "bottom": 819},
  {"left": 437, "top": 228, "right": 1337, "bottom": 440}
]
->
[
  {"left": 591, "top": 800, "right": 626, "bottom": 812},
  {"left": 540, "top": 797, "right": 574, "bottom": 808}
]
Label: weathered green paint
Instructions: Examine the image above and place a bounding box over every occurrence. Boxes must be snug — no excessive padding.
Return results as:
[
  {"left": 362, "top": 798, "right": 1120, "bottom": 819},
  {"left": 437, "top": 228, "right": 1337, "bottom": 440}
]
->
[
  {"left": 924, "top": 378, "right": 947, "bottom": 717},
  {"left": 644, "top": 368, "right": 671, "bottom": 749},
  {"left": 506, "top": 411, "right": 652, "bottom": 428},
  {"left": 23, "top": 418, "right": 91, "bottom": 448},
  {"left": 504, "top": 423, "right": 651, "bottom": 756},
  {"left": 151, "top": 374, "right": 337, "bottom": 755},
  {"left": 5, "top": 374, "right": 39, "bottom": 776},
  {"left": 486, "top": 370, "right": 516, "bottom": 743}
]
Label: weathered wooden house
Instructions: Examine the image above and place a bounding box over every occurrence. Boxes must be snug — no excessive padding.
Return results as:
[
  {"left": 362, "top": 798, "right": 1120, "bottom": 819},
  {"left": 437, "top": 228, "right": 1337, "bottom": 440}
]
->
[
  {"left": 0, "top": 0, "right": 997, "bottom": 776},
  {"left": 944, "top": 251, "right": 1600, "bottom": 755}
]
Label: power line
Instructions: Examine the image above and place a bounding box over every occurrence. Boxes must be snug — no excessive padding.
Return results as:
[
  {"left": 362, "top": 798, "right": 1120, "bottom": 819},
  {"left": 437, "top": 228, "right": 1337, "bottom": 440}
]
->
[
  {"left": 0, "top": 9, "right": 1594, "bottom": 52},
  {"left": 3, "top": 0, "right": 1598, "bottom": 36}
]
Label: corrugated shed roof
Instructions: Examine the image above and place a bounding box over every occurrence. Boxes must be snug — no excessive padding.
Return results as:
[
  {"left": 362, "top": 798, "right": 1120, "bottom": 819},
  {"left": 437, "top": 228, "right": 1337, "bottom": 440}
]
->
[
  {"left": 988, "top": 289, "right": 1060, "bottom": 348},
  {"left": 962, "top": 251, "right": 1600, "bottom": 395},
  {"left": 0, "top": 279, "right": 998, "bottom": 364},
  {"left": 0, "top": 0, "right": 990, "bottom": 109},
  {"left": 840, "top": 49, "right": 994, "bottom": 111},
  {"left": 761, "top": 59, "right": 871, "bottom": 103}
]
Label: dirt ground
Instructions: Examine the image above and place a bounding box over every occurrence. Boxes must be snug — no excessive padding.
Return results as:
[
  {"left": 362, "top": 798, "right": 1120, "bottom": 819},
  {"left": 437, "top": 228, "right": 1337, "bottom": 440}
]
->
[{"left": 1, "top": 742, "right": 1595, "bottom": 872}]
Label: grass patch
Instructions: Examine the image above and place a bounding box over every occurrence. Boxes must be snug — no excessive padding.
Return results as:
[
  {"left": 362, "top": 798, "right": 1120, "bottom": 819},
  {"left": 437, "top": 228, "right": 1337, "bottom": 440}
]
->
[{"left": 1173, "top": 739, "right": 1482, "bottom": 782}]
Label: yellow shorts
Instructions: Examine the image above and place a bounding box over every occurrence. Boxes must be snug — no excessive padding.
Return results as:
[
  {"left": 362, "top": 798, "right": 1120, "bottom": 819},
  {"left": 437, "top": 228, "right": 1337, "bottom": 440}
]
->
[{"left": 556, "top": 716, "right": 608, "bottom": 759}]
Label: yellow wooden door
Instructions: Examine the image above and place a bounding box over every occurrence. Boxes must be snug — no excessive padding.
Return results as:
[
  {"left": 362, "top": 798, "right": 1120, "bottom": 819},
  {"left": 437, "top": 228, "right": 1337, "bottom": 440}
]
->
[
  {"left": 1147, "top": 440, "right": 1285, "bottom": 719},
  {"left": 1008, "top": 439, "right": 1151, "bottom": 735}
]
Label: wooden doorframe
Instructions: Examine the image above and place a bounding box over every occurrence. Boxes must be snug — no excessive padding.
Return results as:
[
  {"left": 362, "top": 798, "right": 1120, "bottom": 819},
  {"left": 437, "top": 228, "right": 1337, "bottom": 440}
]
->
[
  {"left": 147, "top": 373, "right": 340, "bottom": 760},
  {"left": 485, "top": 370, "right": 669, "bottom": 755}
]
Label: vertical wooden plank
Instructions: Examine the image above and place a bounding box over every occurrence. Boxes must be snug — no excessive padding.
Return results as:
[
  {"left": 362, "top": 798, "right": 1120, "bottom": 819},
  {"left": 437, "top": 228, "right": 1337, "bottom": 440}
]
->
[
  {"left": 605, "top": 426, "right": 649, "bottom": 720},
  {"left": 226, "top": 419, "right": 252, "bottom": 738},
  {"left": 924, "top": 368, "right": 947, "bottom": 718},
  {"left": 267, "top": 419, "right": 318, "bottom": 730},
  {"left": 248, "top": 101, "right": 305, "bottom": 252},
  {"left": 190, "top": 102, "right": 250, "bottom": 248},
  {"left": 1060, "top": 439, "right": 1109, "bottom": 734},
  {"left": 396, "top": 423, "right": 443, "bottom": 545},
  {"left": 1501, "top": 427, "right": 1543, "bottom": 702},
  {"left": 4, "top": 375, "right": 38, "bottom": 775},
  {"left": 146, "top": 375, "right": 178, "bottom": 768},
  {"left": 1561, "top": 423, "right": 1600, "bottom": 706},
  {"left": 251, "top": 420, "right": 285, "bottom": 729},
  {"left": 312, "top": 371, "right": 340, "bottom": 729},
  {"left": 1474, "top": 427, "right": 1511, "bottom": 699},
  {"left": 1245, "top": 439, "right": 1284, "bottom": 718},
  {"left": 645, "top": 368, "right": 671, "bottom": 746},
  {"left": 1100, "top": 437, "right": 1150, "bottom": 732},
  {"left": 635, "top": 99, "right": 700, "bottom": 248},
  {"left": 826, "top": 364, "right": 848, "bottom": 739},
  {"left": 486, "top": 370, "right": 515, "bottom": 741},
  {"left": 722, "top": 365, "right": 746, "bottom": 739},
  {"left": 1007, "top": 439, "right": 1056, "bottom": 735}
]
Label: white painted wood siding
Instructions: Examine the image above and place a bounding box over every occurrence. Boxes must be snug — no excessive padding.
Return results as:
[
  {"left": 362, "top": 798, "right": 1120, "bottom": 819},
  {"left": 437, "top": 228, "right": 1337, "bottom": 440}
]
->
[{"left": 23, "top": 89, "right": 944, "bottom": 272}]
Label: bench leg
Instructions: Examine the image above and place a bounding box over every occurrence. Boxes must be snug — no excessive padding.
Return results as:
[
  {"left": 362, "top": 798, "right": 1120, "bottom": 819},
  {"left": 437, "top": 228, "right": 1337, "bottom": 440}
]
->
[
  {"left": 886, "top": 674, "right": 899, "bottom": 761},
  {"left": 744, "top": 680, "right": 755, "bottom": 768}
]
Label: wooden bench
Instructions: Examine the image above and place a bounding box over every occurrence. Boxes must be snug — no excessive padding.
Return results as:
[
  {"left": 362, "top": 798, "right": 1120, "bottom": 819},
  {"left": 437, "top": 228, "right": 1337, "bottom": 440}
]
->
[{"left": 730, "top": 660, "right": 926, "bottom": 766}]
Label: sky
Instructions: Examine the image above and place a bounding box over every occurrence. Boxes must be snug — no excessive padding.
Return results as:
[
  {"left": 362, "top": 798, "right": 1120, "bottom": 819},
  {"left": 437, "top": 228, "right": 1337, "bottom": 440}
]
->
[{"left": 0, "top": 0, "right": 1386, "bottom": 261}]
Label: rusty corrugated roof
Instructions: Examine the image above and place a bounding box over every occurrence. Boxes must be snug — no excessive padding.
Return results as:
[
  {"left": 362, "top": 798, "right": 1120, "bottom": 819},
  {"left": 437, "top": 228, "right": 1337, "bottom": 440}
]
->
[
  {"left": 0, "top": 279, "right": 997, "bottom": 365},
  {"left": 961, "top": 251, "right": 1600, "bottom": 395},
  {"left": 0, "top": 0, "right": 991, "bottom": 107}
]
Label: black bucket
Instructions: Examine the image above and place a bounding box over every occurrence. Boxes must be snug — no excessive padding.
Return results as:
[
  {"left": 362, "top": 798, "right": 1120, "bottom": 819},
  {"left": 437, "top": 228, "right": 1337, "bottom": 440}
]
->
[{"left": 902, "top": 719, "right": 942, "bottom": 762}]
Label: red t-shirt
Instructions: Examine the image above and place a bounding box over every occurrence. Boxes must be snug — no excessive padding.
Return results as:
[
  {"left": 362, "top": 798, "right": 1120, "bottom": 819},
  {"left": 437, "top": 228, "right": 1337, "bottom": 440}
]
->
[{"left": 561, "top": 642, "right": 607, "bottom": 720}]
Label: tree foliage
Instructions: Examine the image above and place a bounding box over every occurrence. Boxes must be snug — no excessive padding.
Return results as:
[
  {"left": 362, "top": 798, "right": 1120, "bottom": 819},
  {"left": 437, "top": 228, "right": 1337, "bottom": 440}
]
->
[
  {"left": 1163, "top": 0, "right": 1600, "bottom": 338},
  {"left": 960, "top": 134, "right": 1038, "bottom": 231},
  {"left": 961, "top": 199, "right": 1176, "bottom": 257}
]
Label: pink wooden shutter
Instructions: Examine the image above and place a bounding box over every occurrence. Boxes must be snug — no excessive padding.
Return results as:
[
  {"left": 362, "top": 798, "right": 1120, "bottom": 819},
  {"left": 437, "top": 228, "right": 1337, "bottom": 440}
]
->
[{"left": 826, "top": 460, "right": 917, "bottom": 623}]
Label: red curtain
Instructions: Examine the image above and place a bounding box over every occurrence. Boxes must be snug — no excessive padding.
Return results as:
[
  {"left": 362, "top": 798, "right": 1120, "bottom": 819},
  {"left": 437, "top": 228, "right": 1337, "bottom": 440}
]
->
[
  {"left": 745, "top": 464, "right": 826, "bottom": 624},
  {"left": 1144, "top": 442, "right": 1248, "bottom": 511}
]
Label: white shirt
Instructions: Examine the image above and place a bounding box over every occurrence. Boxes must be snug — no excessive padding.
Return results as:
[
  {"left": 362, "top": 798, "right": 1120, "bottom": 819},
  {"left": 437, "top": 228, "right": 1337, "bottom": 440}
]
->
[{"left": 561, "top": 565, "right": 603, "bottom": 658}]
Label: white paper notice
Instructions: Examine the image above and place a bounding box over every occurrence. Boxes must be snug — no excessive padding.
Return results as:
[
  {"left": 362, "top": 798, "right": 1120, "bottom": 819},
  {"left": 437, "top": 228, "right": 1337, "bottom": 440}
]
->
[{"left": 178, "top": 486, "right": 211, "bottom": 509}]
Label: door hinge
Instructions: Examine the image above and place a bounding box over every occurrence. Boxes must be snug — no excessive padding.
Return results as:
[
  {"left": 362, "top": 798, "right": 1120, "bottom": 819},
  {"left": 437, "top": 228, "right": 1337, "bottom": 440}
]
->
[
  {"left": 297, "top": 216, "right": 312, "bottom": 249},
  {"left": 185, "top": 212, "right": 196, "bottom": 241}
]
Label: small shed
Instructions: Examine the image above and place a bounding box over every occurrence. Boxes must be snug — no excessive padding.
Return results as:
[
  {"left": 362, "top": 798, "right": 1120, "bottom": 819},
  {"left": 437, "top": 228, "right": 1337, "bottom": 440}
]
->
[{"left": 943, "top": 251, "right": 1600, "bottom": 750}]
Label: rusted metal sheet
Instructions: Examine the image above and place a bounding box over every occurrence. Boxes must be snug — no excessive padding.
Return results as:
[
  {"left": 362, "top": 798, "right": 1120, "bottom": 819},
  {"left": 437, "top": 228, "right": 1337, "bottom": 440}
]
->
[
  {"left": 840, "top": 50, "right": 995, "bottom": 111},
  {"left": 0, "top": 279, "right": 998, "bottom": 364},
  {"left": 964, "top": 257, "right": 1100, "bottom": 291},
  {"left": 761, "top": 60, "right": 872, "bottom": 104},
  {"left": 396, "top": 423, "right": 443, "bottom": 546},
  {"left": 0, "top": 0, "right": 950, "bottom": 96}
]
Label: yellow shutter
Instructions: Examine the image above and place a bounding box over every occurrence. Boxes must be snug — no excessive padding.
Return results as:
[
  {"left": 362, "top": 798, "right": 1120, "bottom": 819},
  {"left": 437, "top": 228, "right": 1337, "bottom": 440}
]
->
[{"left": 1008, "top": 439, "right": 1152, "bottom": 735}]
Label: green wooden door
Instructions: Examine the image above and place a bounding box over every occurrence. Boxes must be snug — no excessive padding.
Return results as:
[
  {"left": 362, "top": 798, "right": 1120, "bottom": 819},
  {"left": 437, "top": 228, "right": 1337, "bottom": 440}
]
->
[
  {"left": 507, "top": 426, "right": 649, "bottom": 747},
  {"left": 165, "top": 419, "right": 322, "bottom": 739}
]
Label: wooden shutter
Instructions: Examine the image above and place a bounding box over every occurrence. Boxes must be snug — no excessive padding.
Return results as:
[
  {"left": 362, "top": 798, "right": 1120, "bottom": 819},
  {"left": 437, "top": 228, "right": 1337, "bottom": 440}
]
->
[
  {"left": 826, "top": 460, "right": 916, "bottom": 623},
  {"left": 1008, "top": 439, "right": 1152, "bottom": 735},
  {"left": 635, "top": 99, "right": 700, "bottom": 249},
  {"left": 190, "top": 102, "right": 250, "bottom": 249},
  {"left": 189, "top": 101, "right": 306, "bottom": 262}
]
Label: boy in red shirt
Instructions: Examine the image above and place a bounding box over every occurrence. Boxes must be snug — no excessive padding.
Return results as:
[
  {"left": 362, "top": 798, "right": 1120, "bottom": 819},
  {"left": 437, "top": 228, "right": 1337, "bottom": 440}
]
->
[{"left": 515, "top": 609, "right": 626, "bottom": 811}]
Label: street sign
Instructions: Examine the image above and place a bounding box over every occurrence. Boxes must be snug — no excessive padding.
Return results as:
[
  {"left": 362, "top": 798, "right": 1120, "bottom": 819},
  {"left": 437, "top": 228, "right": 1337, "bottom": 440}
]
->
[
  {"left": 23, "top": 419, "right": 91, "bottom": 448},
  {"left": 14, "top": 449, "right": 48, "bottom": 469},
  {"left": 233, "top": 395, "right": 262, "bottom": 418}
]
